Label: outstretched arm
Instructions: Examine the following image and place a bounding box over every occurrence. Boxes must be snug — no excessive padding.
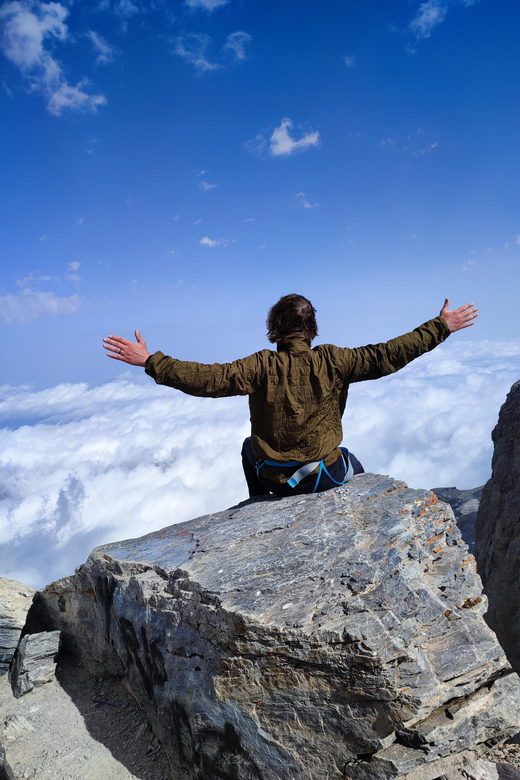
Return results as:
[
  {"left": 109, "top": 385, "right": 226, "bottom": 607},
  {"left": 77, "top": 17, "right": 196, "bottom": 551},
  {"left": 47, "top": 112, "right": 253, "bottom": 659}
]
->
[
  {"left": 103, "top": 330, "right": 151, "bottom": 367},
  {"left": 344, "top": 298, "right": 478, "bottom": 383},
  {"left": 439, "top": 298, "right": 478, "bottom": 332}
]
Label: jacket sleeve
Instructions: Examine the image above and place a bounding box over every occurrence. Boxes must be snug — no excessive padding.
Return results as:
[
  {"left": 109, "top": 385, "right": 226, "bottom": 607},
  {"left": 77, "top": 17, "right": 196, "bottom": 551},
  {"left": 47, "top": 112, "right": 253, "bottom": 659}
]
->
[
  {"left": 144, "top": 351, "right": 265, "bottom": 397},
  {"left": 342, "top": 316, "right": 451, "bottom": 383}
]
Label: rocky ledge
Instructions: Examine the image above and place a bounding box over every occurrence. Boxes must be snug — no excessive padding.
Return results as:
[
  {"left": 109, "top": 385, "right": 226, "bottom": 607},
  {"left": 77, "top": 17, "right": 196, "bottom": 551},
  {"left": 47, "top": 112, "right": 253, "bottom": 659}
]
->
[{"left": 27, "top": 473, "right": 520, "bottom": 780}]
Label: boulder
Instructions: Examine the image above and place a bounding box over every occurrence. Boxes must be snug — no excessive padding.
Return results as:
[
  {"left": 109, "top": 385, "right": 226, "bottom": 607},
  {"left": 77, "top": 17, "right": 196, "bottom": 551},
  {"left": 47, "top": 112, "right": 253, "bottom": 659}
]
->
[
  {"left": 0, "top": 578, "right": 34, "bottom": 675},
  {"left": 475, "top": 380, "right": 520, "bottom": 672},
  {"left": 8, "top": 630, "right": 61, "bottom": 698},
  {"left": 29, "top": 473, "right": 520, "bottom": 780},
  {"left": 430, "top": 487, "right": 483, "bottom": 556}
]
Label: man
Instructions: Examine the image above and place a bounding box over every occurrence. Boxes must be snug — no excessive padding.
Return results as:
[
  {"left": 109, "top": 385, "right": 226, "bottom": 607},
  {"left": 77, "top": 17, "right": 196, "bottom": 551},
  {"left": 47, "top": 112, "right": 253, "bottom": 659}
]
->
[{"left": 103, "top": 295, "right": 477, "bottom": 497}]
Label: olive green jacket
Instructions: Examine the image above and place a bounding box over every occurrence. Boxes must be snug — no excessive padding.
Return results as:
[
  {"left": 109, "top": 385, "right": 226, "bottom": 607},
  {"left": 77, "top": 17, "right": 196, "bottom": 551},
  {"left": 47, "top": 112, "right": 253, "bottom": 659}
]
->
[{"left": 145, "top": 316, "right": 450, "bottom": 483}]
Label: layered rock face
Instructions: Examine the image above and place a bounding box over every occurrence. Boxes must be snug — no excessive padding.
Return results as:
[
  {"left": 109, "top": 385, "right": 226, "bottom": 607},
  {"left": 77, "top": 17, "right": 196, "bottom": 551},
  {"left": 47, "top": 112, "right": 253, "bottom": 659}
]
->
[
  {"left": 476, "top": 380, "right": 520, "bottom": 672},
  {"left": 0, "top": 578, "right": 34, "bottom": 675},
  {"left": 30, "top": 474, "right": 520, "bottom": 780}
]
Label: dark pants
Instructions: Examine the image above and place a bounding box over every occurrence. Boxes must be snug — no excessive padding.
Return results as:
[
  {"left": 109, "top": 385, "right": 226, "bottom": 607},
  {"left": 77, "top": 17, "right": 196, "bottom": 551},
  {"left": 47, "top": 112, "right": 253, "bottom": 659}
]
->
[{"left": 241, "top": 437, "right": 364, "bottom": 498}]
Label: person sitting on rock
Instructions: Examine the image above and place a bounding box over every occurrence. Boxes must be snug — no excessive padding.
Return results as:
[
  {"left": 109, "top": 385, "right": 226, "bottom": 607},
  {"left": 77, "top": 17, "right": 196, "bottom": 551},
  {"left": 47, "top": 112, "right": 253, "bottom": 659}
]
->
[{"left": 103, "top": 295, "right": 477, "bottom": 498}]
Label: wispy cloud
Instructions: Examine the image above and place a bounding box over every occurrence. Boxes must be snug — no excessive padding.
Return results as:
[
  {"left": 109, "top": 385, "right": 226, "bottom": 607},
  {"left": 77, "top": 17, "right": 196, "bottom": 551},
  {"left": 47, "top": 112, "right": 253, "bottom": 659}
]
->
[
  {"left": 0, "top": 289, "right": 81, "bottom": 325},
  {"left": 199, "top": 180, "right": 217, "bottom": 191},
  {"left": 295, "top": 191, "right": 320, "bottom": 209},
  {"left": 0, "top": 0, "right": 106, "bottom": 116},
  {"left": 16, "top": 272, "right": 60, "bottom": 287},
  {"left": 344, "top": 54, "right": 355, "bottom": 67},
  {"left": 185, "top": 0, "right": 229, "bottom": 10},
  {"left": 174, "top": 30, "right": 251, "bottom": 72},
  {"left": 246, "top": 117, "right": 321, "bottom": 158},
  {"left": 174, "top": 32, "right": 219, "bottom": 71},
  {"left": 222, "top": 31, "right": 251, "bottom": 62},
  {"left": 88, "top": 30, "right": 117, "bottom": 65},
  {"left": 408, "top": 0, "right": 479, "bottom": 43},
  {"left": 410, "top": 1, "right": 448, "bottom": 39},
  {"left": 380, "top": 131, "right": 439, "bottom": 157}
]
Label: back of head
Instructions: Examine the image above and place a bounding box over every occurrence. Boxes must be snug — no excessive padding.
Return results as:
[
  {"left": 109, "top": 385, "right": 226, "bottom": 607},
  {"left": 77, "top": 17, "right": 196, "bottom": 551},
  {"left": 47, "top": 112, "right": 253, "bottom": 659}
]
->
[{"left": 266, "top": 294, "right": 318, "bottom": 346}]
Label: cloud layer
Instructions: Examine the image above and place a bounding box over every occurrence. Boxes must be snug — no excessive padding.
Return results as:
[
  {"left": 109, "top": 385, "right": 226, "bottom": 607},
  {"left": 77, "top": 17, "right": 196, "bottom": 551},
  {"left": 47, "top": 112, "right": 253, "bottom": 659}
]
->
[{"left": 1, "top": 338, "right": 519, "bottom": 589}]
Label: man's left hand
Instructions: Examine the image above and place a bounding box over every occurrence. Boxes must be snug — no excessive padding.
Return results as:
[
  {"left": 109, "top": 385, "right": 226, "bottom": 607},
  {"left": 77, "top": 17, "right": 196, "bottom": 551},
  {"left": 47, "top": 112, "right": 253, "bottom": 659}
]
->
[{"left": 440, "top": 299, "right": 478, "bottom": 333}]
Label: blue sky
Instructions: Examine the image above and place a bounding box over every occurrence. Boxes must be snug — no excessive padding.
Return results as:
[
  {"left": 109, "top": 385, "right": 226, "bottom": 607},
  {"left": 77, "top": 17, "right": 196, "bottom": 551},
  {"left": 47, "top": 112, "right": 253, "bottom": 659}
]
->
[
  {"left": 1, "top": 0, "right": 520, "bottom": 587},
  {"left": 1, "top": 0, "right": 519, "bottom": 386}
]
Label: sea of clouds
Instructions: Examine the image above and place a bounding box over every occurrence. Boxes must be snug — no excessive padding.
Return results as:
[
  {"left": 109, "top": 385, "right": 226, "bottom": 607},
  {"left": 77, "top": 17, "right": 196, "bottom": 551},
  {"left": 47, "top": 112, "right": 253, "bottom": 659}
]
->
[{"left": 1, "top": 338, "right": 520, "bottom": 590}]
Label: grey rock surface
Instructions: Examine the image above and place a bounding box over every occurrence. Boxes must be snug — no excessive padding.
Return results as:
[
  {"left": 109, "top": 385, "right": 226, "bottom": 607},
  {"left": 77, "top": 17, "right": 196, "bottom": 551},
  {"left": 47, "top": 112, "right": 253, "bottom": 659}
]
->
[
  {"left": 430, "top": 487, "right": 483, "bottom": 556},
  {"left": 475, "top": 379, "right": 520, "bottom": 672},
  {"left": 436, "top": 758, "right": 520, "bottom": 779},
  {"left": 0, "top": 578, "right": 34, "bottom": 675},
  {"left": 29, "top": 473, "right": 520, "bottom": 780},
  {"left": 8, "top": 630, "right": 61, "bottom": 697}
]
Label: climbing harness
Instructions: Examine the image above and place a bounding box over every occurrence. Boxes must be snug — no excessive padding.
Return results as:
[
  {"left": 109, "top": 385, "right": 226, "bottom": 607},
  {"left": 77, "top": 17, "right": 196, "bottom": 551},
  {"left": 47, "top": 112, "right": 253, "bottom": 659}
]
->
[{"left": 255, "top": 447, "right": 354, "bottom": 493}]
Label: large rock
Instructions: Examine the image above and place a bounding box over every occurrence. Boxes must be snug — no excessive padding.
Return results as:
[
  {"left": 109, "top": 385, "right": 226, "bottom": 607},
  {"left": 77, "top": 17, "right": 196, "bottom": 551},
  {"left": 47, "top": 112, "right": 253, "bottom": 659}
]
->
[
  {"left": 476, "top": 380, "right": 520, "bottom": 672},
  {"left": 28, "top": 474, "right": 520, "bottom": 780},
  {"left": 0, "top": 578, "right": 34, "bottom": 675}
]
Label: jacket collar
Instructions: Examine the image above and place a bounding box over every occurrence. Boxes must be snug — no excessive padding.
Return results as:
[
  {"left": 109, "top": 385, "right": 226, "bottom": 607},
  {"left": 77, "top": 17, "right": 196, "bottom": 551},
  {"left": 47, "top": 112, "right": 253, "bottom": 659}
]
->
[{"left": 277, "top": 336, "right": 312, "bottom": 354}]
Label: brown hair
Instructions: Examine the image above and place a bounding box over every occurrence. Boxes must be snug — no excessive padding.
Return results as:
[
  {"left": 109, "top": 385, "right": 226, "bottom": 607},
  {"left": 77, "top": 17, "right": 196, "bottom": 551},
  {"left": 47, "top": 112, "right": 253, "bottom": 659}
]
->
[{"left": 266, "top": 294, "right": 318, "bottom": 345}]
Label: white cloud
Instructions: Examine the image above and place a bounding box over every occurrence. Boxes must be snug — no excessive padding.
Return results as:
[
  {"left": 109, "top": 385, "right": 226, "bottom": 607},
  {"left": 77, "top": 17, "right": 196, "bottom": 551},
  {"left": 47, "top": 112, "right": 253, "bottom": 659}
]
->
[
  {"left": 185, "top": 0, "right": 228, "bottom": 10},
  {"left": 269, "top": 118, "right": 320, "bottom": 158},
  {"left": 410, "top": 1, "right": 448, "bottom": 39},
  {"left": 68, "top": 261, "right": 81, "bottom": 271},
  {"left": 222, "top": 31, "right": 251, "bottom": 62},
  {"left": 88, "top": 30, "right": 117, "bottom": 65},
  {"left": 344, "top": 54, "right": 355, "bottom": 67},
  {"left": 515, "top": 235, "right": 520, "bottom": 246},
  {"left": 0, "top": 0, "right": 106, "bottom": 115},
  {"left": 0, "top": 289, "right": 81, "bottom": 325},
  {"left": 39, "top": 235, "right": 47, "bottom": 241},
  {"left": 199, "top": 180, "right": 217, "bottom": 191},
  {"left": 1, "top": 338, "right": 519, "bottom": 589},
  {"left": 192, "top": 219, "right": 203, "bottom": 224},
  {"left": 295, "top": 191, "right": 320, "bottom": 209},
  {"left": 200, "top": 236, "right": 233, "bottom": 247}
]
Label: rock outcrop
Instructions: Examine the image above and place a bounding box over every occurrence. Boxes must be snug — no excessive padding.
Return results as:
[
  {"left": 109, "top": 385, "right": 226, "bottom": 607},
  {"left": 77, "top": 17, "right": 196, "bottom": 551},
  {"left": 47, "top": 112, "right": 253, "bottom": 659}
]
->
[
  {"left": 0, "top": 578, "right": 34, "bottom": 675},
  {"left": 430, "top": 487, "right": 483, "bottom": 556},
  {"left": 27, "top": 473, "right": 520, "bottom": 780},
  {"left": 476, "top": 380, "right": 520, "bottom": 673}
]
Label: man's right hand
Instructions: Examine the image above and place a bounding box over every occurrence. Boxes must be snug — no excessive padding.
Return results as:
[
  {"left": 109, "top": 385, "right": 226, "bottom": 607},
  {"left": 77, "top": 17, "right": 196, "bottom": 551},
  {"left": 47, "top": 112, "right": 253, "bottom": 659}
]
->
[{"left": 440, "top": 299, "right": 478, "bottom": 333}]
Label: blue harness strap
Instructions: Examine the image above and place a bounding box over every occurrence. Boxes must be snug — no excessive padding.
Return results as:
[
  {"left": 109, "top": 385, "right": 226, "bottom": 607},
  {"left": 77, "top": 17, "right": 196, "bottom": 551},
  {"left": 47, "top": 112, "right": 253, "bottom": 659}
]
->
[{"left": 256, "top": 447, "right": 354, "bottom": 493}]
